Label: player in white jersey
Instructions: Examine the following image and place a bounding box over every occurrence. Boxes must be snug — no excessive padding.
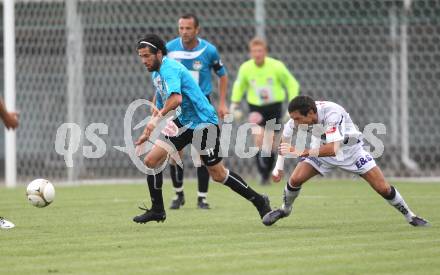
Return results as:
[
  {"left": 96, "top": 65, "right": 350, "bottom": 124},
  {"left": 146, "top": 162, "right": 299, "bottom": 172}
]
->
[
  {"left": 0, "top": 97, "right": 19, "bottom": 229},
  {"left": 262, "top": 95, "right": 429, "bottom": 227}
]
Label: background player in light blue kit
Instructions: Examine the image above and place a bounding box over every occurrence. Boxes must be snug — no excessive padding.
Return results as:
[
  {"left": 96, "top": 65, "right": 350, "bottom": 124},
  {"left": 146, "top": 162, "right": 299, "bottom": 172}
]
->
[{"left": 166, "top": 14, "right": 228, "bottom": 210}]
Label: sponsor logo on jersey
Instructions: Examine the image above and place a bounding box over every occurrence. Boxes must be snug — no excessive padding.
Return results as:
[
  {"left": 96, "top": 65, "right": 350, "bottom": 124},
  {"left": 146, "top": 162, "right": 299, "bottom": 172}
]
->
[
  {"left": 153, "top": 76, "right": 162, "bottom": 93},
  {"left": 193, "top": 60, "right": 203, "bottom": 71},
  {"left": 325, "top": 126, "right": 337, "bottom": 134},
  {"left": 153, "top": 76, "right": 167, "bottom": 101},
  {"left": 260, "top": 89, "right": 270, "bottom": 101}
]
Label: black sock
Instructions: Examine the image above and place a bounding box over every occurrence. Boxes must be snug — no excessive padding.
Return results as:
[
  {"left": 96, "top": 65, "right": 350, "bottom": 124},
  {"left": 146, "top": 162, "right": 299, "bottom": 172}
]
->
[
  {"left": 170, "top": 164, "right": 184, "bottom": 192},
  {"left": 197, "top": 165, "right": 210, "bottom": 195},
  {"left": 223, "top": 170, "right": 265, "bottom": 208},
  {"left": 267, "top": 152, "right": 276, "bottom": 171},
  {"left": 255, "top": 152, "right": 265, "bottom": 175},
  {"left": 383, "top": 185, "right": 396, "bottom": 200},
  {"left": 287, "top": 182, "right": 301, "bottom": 192},
  {"left": 262, "top": 152, "right": 276, "bottom": 179},
  {"left": 147, "top": 172, "right": 164, "bottom": 212}
]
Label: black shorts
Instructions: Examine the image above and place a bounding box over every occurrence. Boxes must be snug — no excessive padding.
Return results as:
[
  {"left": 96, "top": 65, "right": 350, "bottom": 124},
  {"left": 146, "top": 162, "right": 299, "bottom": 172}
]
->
[
  {"left": 160, "top": 119, "right": 222, "bottom": 166},
  {"left": 248, "top": 102, "right": 283, "bottom": 130}
]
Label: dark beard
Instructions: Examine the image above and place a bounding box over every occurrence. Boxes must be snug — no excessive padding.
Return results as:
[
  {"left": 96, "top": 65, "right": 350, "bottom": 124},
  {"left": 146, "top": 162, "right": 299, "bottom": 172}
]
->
[{"left": 147, "top": 58, "right": 160, "bottom": 72}]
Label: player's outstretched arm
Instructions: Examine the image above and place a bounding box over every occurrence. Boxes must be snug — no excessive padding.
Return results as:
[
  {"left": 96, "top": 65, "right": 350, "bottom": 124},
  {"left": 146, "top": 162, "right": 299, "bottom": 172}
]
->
[
  {"left": 229, "top": 64, "right": 247, "bottom": 120},
  {"left": 304, "top": 141, "right": 341, "bottom": 157},
  {"left": 272, "top": 135, "right": 292, "bottom": 182},
  {"left": 135, "top": 116, "right": 158, "bottom": 146},
  {"left": 279, "top": 62, "right": 300, "bottom": 102},
  {"left": 158, "top": 93, "right": 182, "bottom": 117},
  {"left": 135, "top": 93, "right": 182, "bottom": 147},
  {"left": 272, "top": 138, "right": 341, "bottom": 182},
  {"left": 0, "top": 99, "right": 19, "bottom": 130},
  {"left": 217, "top": 75, "right": 229, "bottom": 119},
  {"left": 278, "top": 141, "right": 341, "bottom": 158}
]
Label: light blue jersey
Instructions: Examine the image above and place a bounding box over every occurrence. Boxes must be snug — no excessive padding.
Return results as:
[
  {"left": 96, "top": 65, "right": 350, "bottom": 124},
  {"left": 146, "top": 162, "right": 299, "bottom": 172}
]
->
[
  {"left": 152, "top": 57, "right": 218, "bottom": 129},
  {"left": 166, "top": 37, "right": 226, "bottom": 96}
]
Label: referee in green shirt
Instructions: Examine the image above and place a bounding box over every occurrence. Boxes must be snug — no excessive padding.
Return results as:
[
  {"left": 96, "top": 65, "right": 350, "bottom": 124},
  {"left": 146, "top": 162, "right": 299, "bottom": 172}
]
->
[{"left": 230, "top": 37, "right": 300, "bottom": 184}]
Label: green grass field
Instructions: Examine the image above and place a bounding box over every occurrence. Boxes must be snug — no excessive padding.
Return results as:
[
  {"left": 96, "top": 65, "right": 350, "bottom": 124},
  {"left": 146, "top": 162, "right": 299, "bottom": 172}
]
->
[{"left": 1, "top": 179, "right": 439, "bottom": 274}]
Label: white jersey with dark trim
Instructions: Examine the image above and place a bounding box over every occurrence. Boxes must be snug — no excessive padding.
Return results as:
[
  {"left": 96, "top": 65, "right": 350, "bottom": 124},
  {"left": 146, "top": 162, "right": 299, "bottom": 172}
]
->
[{"left": 282, "top": 101, "right": 362, "bottom": 147}]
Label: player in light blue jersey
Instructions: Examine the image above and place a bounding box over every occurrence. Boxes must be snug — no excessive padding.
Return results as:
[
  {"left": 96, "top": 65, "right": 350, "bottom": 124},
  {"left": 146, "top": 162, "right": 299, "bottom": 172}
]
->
[
  {"left": 165, "top": 14, "right": 229, "bottom": 210},
  {"left": 133, "top": 34, "right": 271, "bottom": 224},
  {"left": 151, "top": 58, "right": 218, "bottom": 128}
]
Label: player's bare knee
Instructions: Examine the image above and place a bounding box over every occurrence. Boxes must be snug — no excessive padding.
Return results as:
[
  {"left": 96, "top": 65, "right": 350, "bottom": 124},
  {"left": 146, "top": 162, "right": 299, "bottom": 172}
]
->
[
  {"left": 207, "top": 166, "right": 226, "bottom": 182},
  {"left": 288, "top": 175, "right": 303, "bottom": 188},
  {"left": 144, "top": 155, "right": 159, "bottom": 169},
  {"left": 210, "top": 170, "right": 224, "bottom": 182}
]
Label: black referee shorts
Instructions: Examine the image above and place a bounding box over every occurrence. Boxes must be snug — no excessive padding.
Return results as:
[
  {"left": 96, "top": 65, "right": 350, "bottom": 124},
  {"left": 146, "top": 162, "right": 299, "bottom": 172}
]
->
[
  {"left": 160, "top": 119, "right": 222, "bottom": 167},
  {"left": 248, "top": 102, "right": 283, "bottom": 130}
]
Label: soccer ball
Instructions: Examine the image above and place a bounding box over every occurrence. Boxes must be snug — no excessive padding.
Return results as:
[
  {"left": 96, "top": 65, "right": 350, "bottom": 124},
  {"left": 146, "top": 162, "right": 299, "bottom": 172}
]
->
[{"left": 26, "top": 179, "right": 55, "bottom": 208}]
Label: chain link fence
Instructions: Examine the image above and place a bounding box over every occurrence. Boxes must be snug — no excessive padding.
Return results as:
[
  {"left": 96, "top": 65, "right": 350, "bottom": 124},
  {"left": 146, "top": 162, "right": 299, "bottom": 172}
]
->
[{"left": 1, "top": 0, "right": 439, "bottom": 183}]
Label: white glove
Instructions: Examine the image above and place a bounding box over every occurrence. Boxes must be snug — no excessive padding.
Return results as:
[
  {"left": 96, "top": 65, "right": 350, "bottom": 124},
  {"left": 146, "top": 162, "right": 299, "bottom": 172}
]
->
[
  {"left": 272, "top": 155, "right": 285, "bottom": 182},
  {"left": 274, "top": 155, "right": 285, "bottom": 171},
  {"left": 229, "top": 103, "right": 243, "bottom": 122}
]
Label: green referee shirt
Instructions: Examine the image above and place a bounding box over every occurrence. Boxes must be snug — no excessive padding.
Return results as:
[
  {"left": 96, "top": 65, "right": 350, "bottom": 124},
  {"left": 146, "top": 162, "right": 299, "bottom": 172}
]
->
[{"left": 231, "top": 57, "right": 300, "bottom": 106}]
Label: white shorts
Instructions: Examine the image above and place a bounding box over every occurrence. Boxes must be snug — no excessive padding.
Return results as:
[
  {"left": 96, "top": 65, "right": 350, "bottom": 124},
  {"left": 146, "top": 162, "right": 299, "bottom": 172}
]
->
[{"left": 301, "top": 143, "right": 376, "bottom": 176}]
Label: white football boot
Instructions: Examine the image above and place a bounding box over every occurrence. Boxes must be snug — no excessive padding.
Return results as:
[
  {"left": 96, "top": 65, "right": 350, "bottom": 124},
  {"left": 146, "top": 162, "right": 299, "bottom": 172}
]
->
[{"left": 0, "top": 217, "right": 15, "bottom": 229}]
